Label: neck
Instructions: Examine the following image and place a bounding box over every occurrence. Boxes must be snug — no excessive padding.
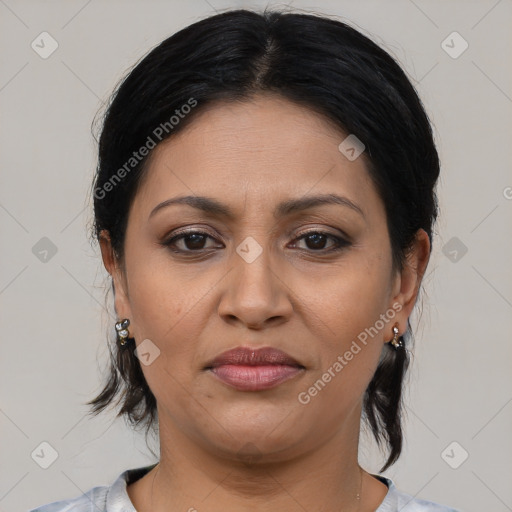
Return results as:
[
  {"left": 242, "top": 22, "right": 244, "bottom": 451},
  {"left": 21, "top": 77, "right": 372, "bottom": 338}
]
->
[{"left": 128, "top": 410, "right": 384, "bottom": 512}]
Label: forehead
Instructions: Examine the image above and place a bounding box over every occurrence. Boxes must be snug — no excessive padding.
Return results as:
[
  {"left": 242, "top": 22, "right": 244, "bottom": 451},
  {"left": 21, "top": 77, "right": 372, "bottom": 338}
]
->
[{"left": 132, "top": 95, "right": 380, "bottom": 220}]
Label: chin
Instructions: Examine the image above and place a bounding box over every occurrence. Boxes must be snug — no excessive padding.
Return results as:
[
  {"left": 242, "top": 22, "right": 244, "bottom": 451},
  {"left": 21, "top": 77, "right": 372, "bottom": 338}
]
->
[{"left": 198, "top": 410, "right": 305, "bottom": 461}]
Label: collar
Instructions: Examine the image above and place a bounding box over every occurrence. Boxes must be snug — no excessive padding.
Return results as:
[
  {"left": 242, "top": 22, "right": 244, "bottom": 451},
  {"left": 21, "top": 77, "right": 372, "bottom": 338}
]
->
[{"left": 105, "top": 464, "right": 397, "bottom": 512}]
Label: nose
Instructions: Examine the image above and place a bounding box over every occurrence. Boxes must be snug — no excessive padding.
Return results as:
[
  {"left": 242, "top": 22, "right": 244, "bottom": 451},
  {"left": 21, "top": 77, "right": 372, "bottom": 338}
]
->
[{"left": 218, "top": 243, "right": 293, "bottom": 330}]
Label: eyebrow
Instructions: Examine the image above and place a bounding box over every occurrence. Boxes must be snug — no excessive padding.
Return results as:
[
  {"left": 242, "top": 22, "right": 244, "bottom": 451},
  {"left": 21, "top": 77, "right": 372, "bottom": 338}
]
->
[{"left": 149, "top": 193, "right": 365, "bottom": 220}]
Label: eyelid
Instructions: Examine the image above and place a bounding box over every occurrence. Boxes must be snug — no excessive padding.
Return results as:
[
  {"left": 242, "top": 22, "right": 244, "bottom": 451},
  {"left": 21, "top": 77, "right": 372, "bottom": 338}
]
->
[
  {"left": 168, "top": 226, "right": 218, "bottom": 238},
  {"left": 292, "top": 225, "right": 350, "bottom": 240}
]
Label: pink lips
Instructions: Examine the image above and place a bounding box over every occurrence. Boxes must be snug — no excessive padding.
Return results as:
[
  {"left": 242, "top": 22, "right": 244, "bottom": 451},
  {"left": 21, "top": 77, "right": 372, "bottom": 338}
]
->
[{"left": 205, "top": 346, "right": 305, "bottom": 391}]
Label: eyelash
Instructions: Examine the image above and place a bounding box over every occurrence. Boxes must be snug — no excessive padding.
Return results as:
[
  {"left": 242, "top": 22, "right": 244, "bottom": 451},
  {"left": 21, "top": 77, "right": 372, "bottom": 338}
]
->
[{"left": 162, "top": 229, "right": 350, "bottom": 255}]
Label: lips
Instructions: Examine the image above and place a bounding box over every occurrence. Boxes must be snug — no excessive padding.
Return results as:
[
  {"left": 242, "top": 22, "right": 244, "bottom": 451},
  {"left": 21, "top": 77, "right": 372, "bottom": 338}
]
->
[
  {"left": 205, "top": 346, "right": 305, "bottom": 391},
  {"left": 205, "top": 346, "right": 304, "bottom": 369}
]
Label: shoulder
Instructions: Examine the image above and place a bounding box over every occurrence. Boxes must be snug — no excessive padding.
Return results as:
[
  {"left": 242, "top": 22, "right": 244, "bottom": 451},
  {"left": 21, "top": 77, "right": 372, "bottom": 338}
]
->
[
  {"left": 28, "top": 464, "right": 157, "bottom": 512},
  {"left": 376, "top": 476, "right": 463, "bottom": 512},
  {"left": 27, "top": 464, "right": 158, "bottom": 512},
  {"left": 27, "top": 484, "right": 109, "bottom": 512}
]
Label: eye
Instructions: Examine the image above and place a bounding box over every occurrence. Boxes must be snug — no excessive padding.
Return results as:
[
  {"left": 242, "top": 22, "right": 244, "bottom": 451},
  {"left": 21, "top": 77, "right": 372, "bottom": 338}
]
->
[
  {"left": 163, "top": 230, "right": 222, "bottom": 252},
  {"left": 291, "top": 230, "right": 350, "bottom": 252},
  {"left": 162, "top": 229, "right": 350, "bottom": 254}
]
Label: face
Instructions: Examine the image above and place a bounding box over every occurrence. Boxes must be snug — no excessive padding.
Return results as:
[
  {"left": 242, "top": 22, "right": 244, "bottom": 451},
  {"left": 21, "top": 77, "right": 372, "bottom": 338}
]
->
[{"left": 101, "top": 93, "right": 428, "bottom": 462}]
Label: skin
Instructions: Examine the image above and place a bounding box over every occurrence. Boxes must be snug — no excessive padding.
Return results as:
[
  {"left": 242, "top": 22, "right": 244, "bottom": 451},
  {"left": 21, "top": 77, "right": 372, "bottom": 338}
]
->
[{"left": 100, "top": 93, "right": 430, "bottom": 512}]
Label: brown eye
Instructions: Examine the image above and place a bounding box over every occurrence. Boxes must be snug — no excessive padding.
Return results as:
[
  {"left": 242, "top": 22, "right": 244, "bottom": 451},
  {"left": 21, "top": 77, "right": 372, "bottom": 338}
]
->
[
  {"left": 180, "top": 233, "right": 209, "bottom": 250},
  {"left": 163, "top": 229, "right": 350, "bottom": 255},
  {"left": 164, "top": 230, "right": 221, "bottom": 252},
  {"left": 292, "top": 231, "right": 350, "bottom": 252}
]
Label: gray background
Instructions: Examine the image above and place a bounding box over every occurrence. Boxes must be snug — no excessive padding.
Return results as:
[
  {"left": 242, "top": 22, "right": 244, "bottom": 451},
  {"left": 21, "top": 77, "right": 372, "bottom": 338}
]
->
[{"left": 1, "top": 1, "right": 511, "bottom": 511}]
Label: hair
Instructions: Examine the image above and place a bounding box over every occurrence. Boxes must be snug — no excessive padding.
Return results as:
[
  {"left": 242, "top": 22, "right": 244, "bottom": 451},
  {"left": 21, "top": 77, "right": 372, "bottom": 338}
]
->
[{"left": 86, "top": 8, "right": 440, "bottom": 472}]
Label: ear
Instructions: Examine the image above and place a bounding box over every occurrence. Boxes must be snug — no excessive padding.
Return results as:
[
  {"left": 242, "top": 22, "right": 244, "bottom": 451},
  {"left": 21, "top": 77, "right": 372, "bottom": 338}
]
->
[
  {"left": 389, "top": 228, "right": 431, "bottom": 334},
  {"left": 99, "top": 229, "right": 132, "bottom": 322}
]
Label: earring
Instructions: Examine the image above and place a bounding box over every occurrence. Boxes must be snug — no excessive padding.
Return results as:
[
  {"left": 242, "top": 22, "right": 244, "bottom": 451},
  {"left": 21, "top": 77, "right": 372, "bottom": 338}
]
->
[
  {"left": 115, "top": 318, "right": 132, "bottom": 348},
  {"left": 390, "top": 323, "right": 403, "bottom": 349}
]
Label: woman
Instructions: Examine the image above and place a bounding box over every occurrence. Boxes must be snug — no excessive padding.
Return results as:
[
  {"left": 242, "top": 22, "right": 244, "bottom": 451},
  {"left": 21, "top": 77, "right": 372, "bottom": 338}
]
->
[{"left": 31, "top": 8, "right": 461, "bottom": 512}]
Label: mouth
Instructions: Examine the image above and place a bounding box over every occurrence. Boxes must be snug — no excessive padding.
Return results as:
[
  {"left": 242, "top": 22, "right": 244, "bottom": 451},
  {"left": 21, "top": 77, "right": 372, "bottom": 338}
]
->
[{"left": 204, "top": 346, "right": 305, "bottom": 391}]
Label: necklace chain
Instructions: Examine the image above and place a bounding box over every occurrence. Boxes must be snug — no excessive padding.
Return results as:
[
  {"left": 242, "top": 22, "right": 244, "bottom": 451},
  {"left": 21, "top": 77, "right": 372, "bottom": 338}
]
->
[{"left": 355, "top": 465, "right": 363, "bottom": 511}]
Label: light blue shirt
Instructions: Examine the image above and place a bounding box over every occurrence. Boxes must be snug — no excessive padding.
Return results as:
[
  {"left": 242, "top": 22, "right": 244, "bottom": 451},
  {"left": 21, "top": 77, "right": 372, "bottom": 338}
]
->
[{"left": 28, "top": 464, "right": 462, "bottom": 512}]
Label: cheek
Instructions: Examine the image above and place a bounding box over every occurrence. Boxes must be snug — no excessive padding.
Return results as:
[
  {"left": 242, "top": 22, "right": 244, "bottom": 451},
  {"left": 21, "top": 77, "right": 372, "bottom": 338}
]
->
[
  {"left": 122, "top": 252, "right": 256, "bottom": 426},
  {"left": 309, "top": 252, "right": 393, "bottom": 343},
  {"left": 124, "top": 235, "right": 209, "bottom": 335},
  {"left": 296, "top": 306, "right": 386, "bottom": 429},
  {"left": 297, "top": 252, "right": 392, "bottom": 402},
  {"left": 129, "top": 272, "right": 208, "bottom": 361}
]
